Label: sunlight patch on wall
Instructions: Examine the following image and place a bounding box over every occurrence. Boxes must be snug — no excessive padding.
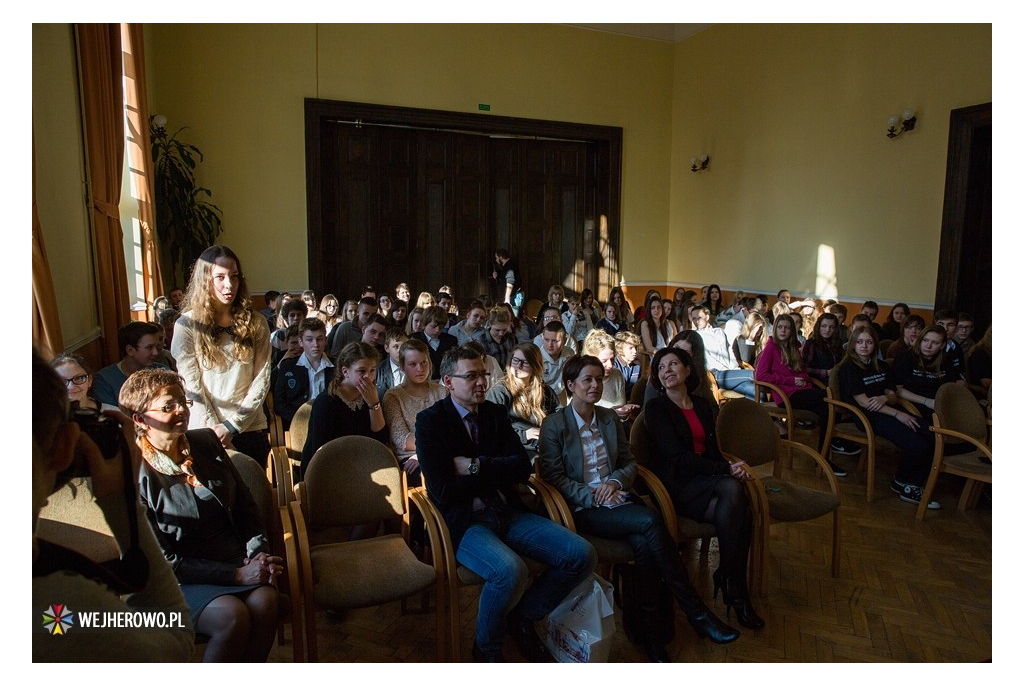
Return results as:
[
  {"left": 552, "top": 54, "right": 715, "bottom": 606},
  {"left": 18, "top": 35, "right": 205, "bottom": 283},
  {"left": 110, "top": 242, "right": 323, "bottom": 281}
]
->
[{"left": 816, "top": 244, "right": 837, "bottom": 298}]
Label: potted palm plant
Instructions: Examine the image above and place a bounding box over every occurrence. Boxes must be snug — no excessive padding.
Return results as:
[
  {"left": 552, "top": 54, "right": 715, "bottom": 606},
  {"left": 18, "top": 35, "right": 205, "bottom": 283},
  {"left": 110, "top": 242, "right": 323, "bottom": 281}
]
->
[{"left": 150, "top": 114, "right": 223, "bottom": 288}]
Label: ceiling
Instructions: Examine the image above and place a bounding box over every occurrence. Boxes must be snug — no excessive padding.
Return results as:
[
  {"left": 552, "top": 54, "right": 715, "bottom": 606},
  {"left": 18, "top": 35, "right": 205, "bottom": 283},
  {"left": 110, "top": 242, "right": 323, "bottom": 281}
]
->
[{"left": 566, "top": 23, "right": 713, "bottom": 43}]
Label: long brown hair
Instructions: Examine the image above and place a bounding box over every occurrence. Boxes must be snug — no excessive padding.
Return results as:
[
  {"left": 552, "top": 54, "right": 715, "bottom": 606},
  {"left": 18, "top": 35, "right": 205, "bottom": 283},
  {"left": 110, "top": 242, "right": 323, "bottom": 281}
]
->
[
  {"left": 771, "top": 314, "right": 803, "bottom": 372},
  {"left": 912, "top": 325, "right": 947, "bottom": 373},
  {"left": 499, "top": 343, "right": 549, "bottom": 426},
  {"left": 838, "top": 323, "right": 881, "bottom": 374},
  {"left": 328, "top": 342, "right": 380, "bottom": 396},
  {"left": 181, "top": 245, "right": 260, "bottom": 369}
]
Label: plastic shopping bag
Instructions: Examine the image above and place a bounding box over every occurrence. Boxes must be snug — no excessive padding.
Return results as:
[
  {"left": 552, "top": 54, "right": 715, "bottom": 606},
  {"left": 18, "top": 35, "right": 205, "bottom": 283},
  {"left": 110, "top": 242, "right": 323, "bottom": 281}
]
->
[{"left": 543, "top": 574, "right": 617, "bottom": 663}]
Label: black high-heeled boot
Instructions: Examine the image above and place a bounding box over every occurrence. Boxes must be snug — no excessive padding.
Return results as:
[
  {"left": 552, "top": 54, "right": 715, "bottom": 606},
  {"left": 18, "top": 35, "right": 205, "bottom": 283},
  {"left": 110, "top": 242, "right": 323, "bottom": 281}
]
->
[
  {"left": 686, "top": 606, "right": 739, "bottom": 644},
  {"left": 713, "top": 569, "right": 765, "bottom": 630}
]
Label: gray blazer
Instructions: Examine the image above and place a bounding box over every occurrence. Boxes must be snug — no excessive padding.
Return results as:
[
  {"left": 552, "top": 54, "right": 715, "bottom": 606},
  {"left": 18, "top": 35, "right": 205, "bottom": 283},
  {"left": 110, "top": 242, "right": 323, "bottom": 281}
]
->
[{"left": 538, "top": 404, "right": 637, "bottom": 509}]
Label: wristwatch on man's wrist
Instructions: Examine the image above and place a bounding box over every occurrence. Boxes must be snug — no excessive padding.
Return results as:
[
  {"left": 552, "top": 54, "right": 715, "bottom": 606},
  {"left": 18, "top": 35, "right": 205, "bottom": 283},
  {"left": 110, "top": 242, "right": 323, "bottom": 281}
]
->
[{"left": 468, "top": 458, "right": 480, "bottom": 475}]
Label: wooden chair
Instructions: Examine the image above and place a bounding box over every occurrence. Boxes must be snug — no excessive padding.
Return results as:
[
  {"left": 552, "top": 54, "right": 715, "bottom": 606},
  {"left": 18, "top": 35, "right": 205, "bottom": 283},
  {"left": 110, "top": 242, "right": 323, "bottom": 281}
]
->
[
  {"left": 628, "top": 374, "right": 648, "bottom": 406},
  {"left": 752, "top": 379, "right": 823, "bottom": 449},
  {"left": 414, "top": 475, "right": 561, "bottom": 661},
  {"left": 523, "top": 298, "right": 544, "bottom": 322},
  {"left": 36, "top": 477, "right": 119, "bottom": 562},
  {"left": 284, "top": 400, "right": 314, "bottom": 487},
  {"left": 267, "top": 445, "right": 294, "bottom": 509},
  {"left": 289, "top": 436, "right": 447, "bottom": 661},
  {"left": 229, "top": 450, "right": 305, "bottom": 661},
  {"left": 707, "top": 370, "right": 744, "bottom": 405},
  {"left": 916, "top": 383, "right": 993, "bottom": 520},
  {"left": 716, "top": 399, "right": 842, "bottom": 597},
  {"left": 265, "top": 389, "right": 287, "bottom": 449},
  {"left": 628, "top": 412, "right": 718, "bottom": 559},
  {"left": 878, "top": 339, "right": 895, "bottom": 359}
]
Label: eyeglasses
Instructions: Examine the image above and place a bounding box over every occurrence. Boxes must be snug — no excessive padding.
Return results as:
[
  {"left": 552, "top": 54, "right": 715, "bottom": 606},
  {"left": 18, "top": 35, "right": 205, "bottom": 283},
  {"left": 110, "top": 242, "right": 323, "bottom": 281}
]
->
[
  {"left": 145, "top": 399, "right": 193, "bottom": 414},
  {"left": 449, "top": 372, "right": 490, "bottom": 382},
  {"left": 957, "top": 324, "right": 974, "bottom": 331},
  {"left": 510, "top": 357, "right": 531, "bottom": 368},
  {"left": 62, "top": 374, "right": 90, "bottom": 387}
]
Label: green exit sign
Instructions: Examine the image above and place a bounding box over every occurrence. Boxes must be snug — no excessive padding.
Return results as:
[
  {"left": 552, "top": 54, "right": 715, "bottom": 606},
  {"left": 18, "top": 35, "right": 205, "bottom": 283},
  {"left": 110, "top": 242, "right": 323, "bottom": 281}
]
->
[{"left": 478, "top": 104, "right": 491, "bottom": 111}]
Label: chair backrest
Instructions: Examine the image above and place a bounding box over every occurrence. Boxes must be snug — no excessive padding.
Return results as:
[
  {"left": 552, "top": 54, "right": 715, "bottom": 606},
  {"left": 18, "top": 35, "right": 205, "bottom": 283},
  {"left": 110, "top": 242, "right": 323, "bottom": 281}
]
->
[
  {"left": 879, "top": 339, "right": 894, "bottom": 358},
  {"left": 287, "top": 400, "right": 315, "bottom": 454},
  {"left": 934, "top": 383, "right": 987, "bottom": 443},
  {"left": 629, "top": 412, "right": 651, "bottom": 467},
  {"left": 524, "top": 298, "right": 544, "bottom": 322},
  {"left": 229, "top": 450, "right": 274, "bottom": 531},
  {"left": 304, "top": 436, "right": 404, "bottom": 533},
  {"left": 705, "top": 370, "right": 723, "bottom": 403},
  {"left": 716, "top": 398, "right": 781, "bottom": 468},
  {"left": 629, "top": 375, "right": 648, "bottom": 406}
]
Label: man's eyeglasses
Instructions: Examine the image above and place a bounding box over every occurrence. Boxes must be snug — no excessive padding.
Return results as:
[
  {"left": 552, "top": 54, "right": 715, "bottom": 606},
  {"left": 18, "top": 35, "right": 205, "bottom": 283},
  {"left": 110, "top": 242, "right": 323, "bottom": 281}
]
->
[
  {"left": 509, "top": 357, "right": 531, "bottom": 368},
  {"left": 449, "top": 372, "right": 490, "bottom": 382},
  {"left": 62, "top": 374, "right": 90, "bottom": 387},
  {"left": 145, "top": 399, "right": 194, "bottom": 414}
]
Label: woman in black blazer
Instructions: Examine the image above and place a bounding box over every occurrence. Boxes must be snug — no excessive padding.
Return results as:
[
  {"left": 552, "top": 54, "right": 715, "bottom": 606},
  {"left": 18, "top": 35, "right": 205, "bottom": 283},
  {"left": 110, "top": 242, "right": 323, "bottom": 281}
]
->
[
  {"left": 645, "top": 347, "right": 763, "bottom": 630},
  {"left": 119, "top": 368, "right": 282, "bottom": 662}
]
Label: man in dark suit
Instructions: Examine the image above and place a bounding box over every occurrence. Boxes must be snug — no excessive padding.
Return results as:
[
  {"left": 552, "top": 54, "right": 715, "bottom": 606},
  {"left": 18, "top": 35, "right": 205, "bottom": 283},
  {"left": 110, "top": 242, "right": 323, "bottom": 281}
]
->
[
  {"left": 416, "top": 346, "right": 596, "bottom": 663},
  {"left": 274, "top": 318, "right": 335, "bottom": 430},
  {"left": 412, "top": 305, "right": 458, "bottom": 380}
]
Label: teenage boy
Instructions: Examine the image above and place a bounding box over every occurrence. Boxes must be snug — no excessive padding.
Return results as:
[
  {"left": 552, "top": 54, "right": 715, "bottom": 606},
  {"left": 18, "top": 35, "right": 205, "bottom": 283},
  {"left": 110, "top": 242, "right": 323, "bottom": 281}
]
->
[
  {"left": 92, "top": 322, "right": 166, "bottom": 406},
  {"left": 537, "top": 321, "right": 574, "bottom": 398},
  {"left": 271, "top": 299, "right": 309, "bottom": 366},
  {"left": 328, "top": 296, "right": 378, "bottom": 357},
  {"left": 953, "top": 312, "right": 977, "bottom": 353},
  {"left": 169, "top": 286, "right": 185, "bottom": 310},
  {"left": 533, "top": 305, "right": 577, "bottom": 353},
  {"left": 859, "top": 301, "right": 885, "bottom": 340},
  {"left": 413, "top": 305, "right": 458, "bottom": 379},
  {"left": 261, "top": 290, "right": 281, "bottom": 326},
  {"left": 360, "top": 314, "right": 389, "bottom": 352},
  {"left": 376, "top": 327, "right": 409, "bottom": 399},
  {"left": 933, "top": 309, "right": 966, "bottom": 380},
  {"left": 274, "top": 318, "right": 335, "bottom": 430}
]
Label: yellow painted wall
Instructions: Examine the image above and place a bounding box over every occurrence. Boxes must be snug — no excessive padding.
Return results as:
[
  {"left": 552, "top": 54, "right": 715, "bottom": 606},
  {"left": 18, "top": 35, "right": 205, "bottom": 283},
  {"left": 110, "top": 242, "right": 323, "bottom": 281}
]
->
[
  {"left": 145, "top": 24, "right": 674, "bottom": 294},
  {"left": 32, "top": 23, "right": 100, "bottom": 348},
  {"left": 668, "top": 23, "right": 992, "bottom": 306}
]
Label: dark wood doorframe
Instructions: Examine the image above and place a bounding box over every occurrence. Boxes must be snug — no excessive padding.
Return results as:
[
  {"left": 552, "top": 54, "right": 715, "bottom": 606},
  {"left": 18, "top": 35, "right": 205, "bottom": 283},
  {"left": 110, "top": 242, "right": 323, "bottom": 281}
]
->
[
  {"left": 935, "top": 102, "right": 991, "bottom": 334},
  {"left": 304, "top": 98, "right": 623, "bottom": 300}
]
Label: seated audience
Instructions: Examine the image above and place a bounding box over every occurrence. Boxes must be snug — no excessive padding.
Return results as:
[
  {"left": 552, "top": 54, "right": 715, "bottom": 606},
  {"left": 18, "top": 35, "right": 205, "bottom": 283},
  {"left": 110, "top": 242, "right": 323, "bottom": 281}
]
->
[
  {"left": 733, "top": 310, "right": 768, "bottom": 367},
  {"left": 413, "top": 305, "right": 459, "bottom": 379},
  {"left": 260, "top": 289, "right": 280, "bottom": 327},
  {"left": 381, "top": 338, "right": 448, "bottom": 487},
  {"left": 885, "top": 314, "right": 925, "bottom": 361},
  {"left": 562, "top": 295, "right": 595, "bottom": 347},
  {"left": 608, "top": 286, "right": 635, "bottom": 328},
  {"left": 965, "top": 325, "right": 992, "bottom": 397},
  {"left": 385, "top": 298, "right": 409, "bottom": 329},
  {"left": 859, "top": 300, "right": 885, "bottom": 340},
  {"left": 881, "top": 302, "right": 910, "bottom": 341},
  {"left": 274, "top": 317, "right": 334, "bottom": 430},
  {"left": 701, "top": 283, "right": 725, "bottom": 321},
  {"left": 51, "top": 353, "right": 116, "bottom": 412},
  {"left": 892, "top": 324, "right": 957, "bottom": 421},
  {"left": 690, "top": 305, "right": 756, "bottom": 400},
  {"left": 341, "top": 299, "right": 358, "bottom": 323},
  {"left": 613, "top": 330, "right": 643, "bottom": 398},
  {"left": 376, "top": 327, "right": 409, "bottom": 399},
  {"left": 300, "top": 342, "right": 388, "bottom": 479},
  {"left": 169, "top": 286, "right": 186, "bottom": 311},
  {"left": 120, "top": 368, "right": 282, "bottom": 662},
  {"left": 93, "top": 321, "right": 167, "bottom": 406},
  {"left": 449, "top": 301, "right": 488, "bottom": 346},
  {"left": 300, "top": 290, "right": 317, "bottom": 316},
  {"left": 643, "top": 331, "right": 716, "bottom": 413},
  {"left": 539, "top": 354, "right": 740, "bottom": 662},
  {"left": 395, "top": 282, "right": 411, "bottom": 305},
  {"left": 643, "top": 347, "right": 763, "bottom": 633},
  {"left": 533, "top": 305, "right": 577, "bottom": 353},
  {"left": 359, "top": 313, "right": 388, "bottom": 351},
  {"left": 317, "top": 294, "right": 343, "bottom": 335},
  {"left": 485, "top": 342, "right": 559, "bottom": 460},
  {"left": 270, "top": 299, "right": 308, "bottom": 366},
  {"left": 953, "top": 311, "right": 977, "bottom": 354},
  {"left": 580, "top": 329, "right": 639, "bottom": 420},
  {"left": 328, "top": 296, "right": 378, "bottom": 358},
  {"left": 482, "top": 306, "right": 517, "bottom": 370},
  {"left": 932, "top": 309, "right": 966, "bottom": 381},
  {"left": 464, "top": 340, "right": 502, "bottom": 390},
  {"left": 596, "top": 300, "right": 627, "bottom": 336},
  {"left": 538, "top": 321, "right": 575, "bottom": 398},
  {"left": 377, "top": 293, "right": 393, "bottom": 320},
  {"left": 836, "top": 326, "right": 938, "bottom": 510},
  {"left": 580, "top": 288, "right": 600, "bottom": 327},
  {"left": 32, "top": 350, "right": 194, "bottom": 662},
  {"left": 639, "top": 296, "right": 677, "bottom": 357},
  {"left": 536, "top": 284, "right": 569, "bottom": 328}
]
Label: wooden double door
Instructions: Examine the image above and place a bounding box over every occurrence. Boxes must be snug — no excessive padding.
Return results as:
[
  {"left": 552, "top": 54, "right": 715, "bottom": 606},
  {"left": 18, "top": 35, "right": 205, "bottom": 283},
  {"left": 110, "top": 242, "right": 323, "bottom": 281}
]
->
[{"left": 305, "top": 99, "right": 621, "bottom": 307}]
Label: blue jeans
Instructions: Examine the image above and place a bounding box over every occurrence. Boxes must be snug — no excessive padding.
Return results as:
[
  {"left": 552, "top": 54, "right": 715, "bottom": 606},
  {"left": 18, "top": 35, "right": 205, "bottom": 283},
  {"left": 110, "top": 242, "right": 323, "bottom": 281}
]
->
[
  {"left": 456, "top": 507, "right": 596, "bottom": 657},
  {"left": 714, "top": 369, "right": 757, "bottom": 400},
  {"left": 511, "top": 291, "right": 525, "bottom": 318}
]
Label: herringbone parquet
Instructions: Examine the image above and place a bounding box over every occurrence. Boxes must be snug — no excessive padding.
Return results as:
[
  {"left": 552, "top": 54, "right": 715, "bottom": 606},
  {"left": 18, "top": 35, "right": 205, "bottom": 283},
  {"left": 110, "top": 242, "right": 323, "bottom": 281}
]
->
[{"left": 269, "top": 431, "right": 991, "bottom": 663}]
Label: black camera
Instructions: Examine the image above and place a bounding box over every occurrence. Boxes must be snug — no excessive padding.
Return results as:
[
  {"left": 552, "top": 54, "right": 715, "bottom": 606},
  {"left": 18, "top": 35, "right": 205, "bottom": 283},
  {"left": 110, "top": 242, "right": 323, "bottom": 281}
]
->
[{"left": 70, "top": 404, "right": 122, "bottom": 460}]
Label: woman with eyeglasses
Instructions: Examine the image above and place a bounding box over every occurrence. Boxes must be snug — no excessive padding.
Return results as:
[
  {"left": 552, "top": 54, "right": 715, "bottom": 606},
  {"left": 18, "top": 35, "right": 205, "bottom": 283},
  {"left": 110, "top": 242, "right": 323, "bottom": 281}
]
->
[
  {"left": 317, "top": 294, "right": 343, "bottom": 335},
  {"left": 51, "top": 353, "right": 117, "bottom": 412},
  {"left": 119, "top": 368, "right": 283, "bottom": 662},
  {"left": 485, "top": 342, "right": 559, "bottom": 459}
]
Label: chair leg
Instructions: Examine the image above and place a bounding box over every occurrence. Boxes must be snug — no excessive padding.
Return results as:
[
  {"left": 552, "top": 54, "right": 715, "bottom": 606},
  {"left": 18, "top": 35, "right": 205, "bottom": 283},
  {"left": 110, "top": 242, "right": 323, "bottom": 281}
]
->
[
  {"left": 958, "top": 480, "right": 982, "bottom": 511},
  {"left": 865, "top": 445, "right": 875, "bottom": 503},
  {"left": 916, "top": 466, "right": 942, "bottom": 521},
  {"left": 830, "top": 510, "right": 841, "bottom": 578},
  {"left": 699, "top": 536, "right": 710, "bottom": 558}
]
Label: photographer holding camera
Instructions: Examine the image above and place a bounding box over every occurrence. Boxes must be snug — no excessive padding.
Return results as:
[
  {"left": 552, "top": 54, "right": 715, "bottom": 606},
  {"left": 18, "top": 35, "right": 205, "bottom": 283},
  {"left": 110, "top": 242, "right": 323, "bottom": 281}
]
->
[{"left": 32, "top": 348, "right": 194, "bottom": 662}]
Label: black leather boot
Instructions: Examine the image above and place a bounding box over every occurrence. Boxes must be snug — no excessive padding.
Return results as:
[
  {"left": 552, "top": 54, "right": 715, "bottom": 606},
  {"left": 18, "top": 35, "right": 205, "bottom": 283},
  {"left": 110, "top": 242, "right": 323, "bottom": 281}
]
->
[
  {"left": 714, "top": 568, "right": 765, "bottom": 630},
  {"left": 686, "top": 606, "right": 740, "bottom": 644}
]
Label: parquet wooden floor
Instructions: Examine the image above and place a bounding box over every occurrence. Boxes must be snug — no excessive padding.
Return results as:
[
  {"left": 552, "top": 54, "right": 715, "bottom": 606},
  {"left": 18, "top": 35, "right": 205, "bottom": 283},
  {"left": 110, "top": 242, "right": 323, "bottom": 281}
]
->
[{"left": 269, "top": 432, "right": 991, "bottom": 664}]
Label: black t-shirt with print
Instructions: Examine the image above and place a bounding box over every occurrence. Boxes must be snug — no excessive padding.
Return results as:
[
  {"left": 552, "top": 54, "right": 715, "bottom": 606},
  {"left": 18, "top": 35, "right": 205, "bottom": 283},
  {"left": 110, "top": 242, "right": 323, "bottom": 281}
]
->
[
  {"left": 891, "top": 351, "right": 954, "bottom": 399},
  {"left": 838, "top": 359, "right": 893, "bottom": 403}
]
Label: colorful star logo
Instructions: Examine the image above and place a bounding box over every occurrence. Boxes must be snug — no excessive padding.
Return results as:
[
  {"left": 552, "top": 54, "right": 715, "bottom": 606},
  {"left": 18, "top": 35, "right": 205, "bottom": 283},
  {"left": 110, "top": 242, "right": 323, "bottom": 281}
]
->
[{"left": 42, "top": 604, "right": 74, "bottom": 635}]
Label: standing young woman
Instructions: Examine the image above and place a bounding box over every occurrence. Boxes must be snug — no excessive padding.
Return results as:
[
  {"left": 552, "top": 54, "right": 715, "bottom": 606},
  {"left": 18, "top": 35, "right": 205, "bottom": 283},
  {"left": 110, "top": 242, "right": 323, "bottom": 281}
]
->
[
  {"left": 885, "top": 314, "right": 925, "bottom": 361},
  {"left": 381, "top": 339, "right": 448, "bottom": 487},
  {"left": 639, "top": 297, "right": 677, "bottom": 357},
  {"left": 171, "top": 245, "right": 272, "bottom": 467},
  {"left": 644, "top": 347, "right": 763, "bottom": 631},
  {"left": 881, "top": 303, "right": 910, "bottom": 341},
  {"left": 120, "top": 369, "right": 283, "bottom": 662},
  {"left": 892, "top": 324, "right": 955, "bottom": 420},
  {"left": 300, "top": 342, "right": 389, "bottom": 479},
  {"left": 318, "top": 294, "right": 343, "bottom": 335},
  {"left": 836, "top": 327, "right": 937, "bottom": 509},
  {"left": 485, "top": 342, "right": 559, "bottom": 459},
  {"left": 51, "top": 353, "right": 116, "bottom": 411},
  {"left": 754, "top": 315, "right": 844, "bottom": 474}
]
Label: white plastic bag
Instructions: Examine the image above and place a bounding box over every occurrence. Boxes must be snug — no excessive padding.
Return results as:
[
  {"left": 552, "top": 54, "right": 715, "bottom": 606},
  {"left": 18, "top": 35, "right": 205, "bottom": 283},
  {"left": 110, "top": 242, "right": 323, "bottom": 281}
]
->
[{"left": 544, "top": 574, "right": 617, "bottom": 663}]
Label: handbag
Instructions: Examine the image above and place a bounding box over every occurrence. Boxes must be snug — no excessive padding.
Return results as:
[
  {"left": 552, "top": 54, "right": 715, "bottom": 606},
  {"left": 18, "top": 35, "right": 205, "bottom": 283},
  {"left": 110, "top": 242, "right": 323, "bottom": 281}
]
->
[{"left": 543, "top": 573, "right": 616, "bottom": 663}]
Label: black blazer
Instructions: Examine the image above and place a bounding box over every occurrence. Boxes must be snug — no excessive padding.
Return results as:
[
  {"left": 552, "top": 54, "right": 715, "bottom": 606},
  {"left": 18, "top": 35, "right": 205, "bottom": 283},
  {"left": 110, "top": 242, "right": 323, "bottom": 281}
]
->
[
  {"left": 138, "top": 429, "right": 269, "bottom": 585},
  {"left": 412, "top": 331, "right": 458, "bottom": 379},
  {"left": 643, "top": 394, "right": 730, "bottom": 511},
  {"left": 274, "top": 356, "right": 335, "bottom": 430},
  {"left": 376, "top": 356, "right": 398, "bottom": 400},
  {"left": 415, "top": 397, "right": 531, "bottom": 549}
]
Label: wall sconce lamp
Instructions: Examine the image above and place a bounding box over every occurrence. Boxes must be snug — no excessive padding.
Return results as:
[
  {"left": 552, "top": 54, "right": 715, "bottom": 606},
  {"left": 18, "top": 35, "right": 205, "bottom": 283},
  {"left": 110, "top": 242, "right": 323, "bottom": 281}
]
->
[
  {"left": 886, "top": 109, "right": 917, "bottom": 138},
  {"left": 690, "top": 155, "right": 710, "bottom": 173}
]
